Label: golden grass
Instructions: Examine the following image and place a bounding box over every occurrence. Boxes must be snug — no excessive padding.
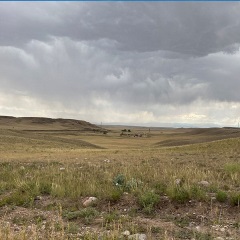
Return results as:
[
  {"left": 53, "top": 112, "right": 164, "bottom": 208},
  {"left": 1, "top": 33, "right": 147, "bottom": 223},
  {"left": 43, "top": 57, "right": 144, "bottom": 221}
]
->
[{"left": 0, "top": 125, "right": 240, "bottom": 239}]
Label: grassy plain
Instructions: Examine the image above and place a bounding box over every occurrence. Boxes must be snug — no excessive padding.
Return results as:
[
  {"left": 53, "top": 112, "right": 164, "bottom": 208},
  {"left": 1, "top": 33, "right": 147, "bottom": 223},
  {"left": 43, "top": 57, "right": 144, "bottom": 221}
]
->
[{"left": 0, "top": 117, "right": 239, "bottom": 239}]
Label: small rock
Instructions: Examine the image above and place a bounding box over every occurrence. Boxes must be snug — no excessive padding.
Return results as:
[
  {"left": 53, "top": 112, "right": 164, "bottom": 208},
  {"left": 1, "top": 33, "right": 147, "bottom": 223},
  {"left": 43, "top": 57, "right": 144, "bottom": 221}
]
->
[
  {"left": 175, "top": 178, "right": 181, "bottom": 185},
  {"left": 128, "top": 233, "right": 147, "bottom": 240},
  {"left": 59, "top": 167, "right": 65, "bottom": 171},
  {"left": 34, "top": 196, "right": 42, "bottom": 201},
  {"left": 122, "top": 230, "right": 130, "bottom": 236},
  {"left": 212, "top": 225, "right": 219, "bottom": 230},
  {"left": 82, "top": 197, "right": 98, "bottom": 207},
  {"left": 214, "top": 237, "right": 224, "bottom": 240},
  {"left": 195, "top": 226, "right": 201, "bottom": 232},
  {"left": 14, "top": 225, "right": 20, "bottom": 232},
  {"left": 104, "top": 159, "right": 110, "bottom": 163},
  {"left": 189, "top": 222, "right": 195, "bottom": 227},
  {"left": 198, "top": 180, "right": 210, "bottom": 187},
  {"left": 20, "top": 166, "right": 25, "bottom": 170}
]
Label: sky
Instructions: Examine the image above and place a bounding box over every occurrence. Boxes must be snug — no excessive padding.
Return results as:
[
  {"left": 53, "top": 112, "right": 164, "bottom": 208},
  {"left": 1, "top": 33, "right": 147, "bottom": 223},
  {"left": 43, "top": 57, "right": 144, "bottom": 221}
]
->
[{"left": 0, "top": 2, "right": 240, "bottom": 127}]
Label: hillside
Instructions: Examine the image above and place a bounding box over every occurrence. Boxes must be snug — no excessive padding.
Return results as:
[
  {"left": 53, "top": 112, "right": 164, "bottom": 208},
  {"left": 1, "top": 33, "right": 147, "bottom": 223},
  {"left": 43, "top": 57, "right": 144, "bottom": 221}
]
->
[
  {"left": 155, "top": 127, "right": 240, "bottom": 147},
  {"left": 0, "top": 116, "right": 102, "bottom": 131}
]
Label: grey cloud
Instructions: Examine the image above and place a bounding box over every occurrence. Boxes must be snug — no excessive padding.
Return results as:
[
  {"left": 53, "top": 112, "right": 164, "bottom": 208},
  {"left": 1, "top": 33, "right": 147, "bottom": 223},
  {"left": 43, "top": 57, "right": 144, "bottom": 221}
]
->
[
  {"left": 1, "top": 37, "right": 240, "bottom": 110},
  {"left": 1, "top": 2, "right": 240, "bottom": 56}
]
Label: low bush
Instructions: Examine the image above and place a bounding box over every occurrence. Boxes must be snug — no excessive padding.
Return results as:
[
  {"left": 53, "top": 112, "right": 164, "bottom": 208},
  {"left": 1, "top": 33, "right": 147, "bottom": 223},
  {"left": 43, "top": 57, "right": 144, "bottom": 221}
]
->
[
  {"left": 64, "top": 207, "right": 99, "bottom": 224},
  {"left": 138, "top": 191, "right": 160, "bottom": 214},
  {"left": 216, "top": 191, "right": 228, "bottom": 203},
  {"left": 170, "top": 187, "right": 190, "bottom": 204},
  {"left": 230, "top": 193, "right": 240, "bottom": 206}
]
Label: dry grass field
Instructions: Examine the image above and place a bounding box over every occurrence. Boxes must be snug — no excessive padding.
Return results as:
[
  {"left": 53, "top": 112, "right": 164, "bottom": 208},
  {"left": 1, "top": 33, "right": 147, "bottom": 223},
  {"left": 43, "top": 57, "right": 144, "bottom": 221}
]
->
[{"left": 0, "top": 116, "right": 240, "bottom": 239}]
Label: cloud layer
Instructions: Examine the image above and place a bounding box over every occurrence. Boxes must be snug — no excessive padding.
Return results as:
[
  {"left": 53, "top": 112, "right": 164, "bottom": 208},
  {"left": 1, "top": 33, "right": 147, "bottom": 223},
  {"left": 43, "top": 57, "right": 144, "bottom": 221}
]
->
[{"left": 0, "top": 2, "right": 240, "bottom": 126}]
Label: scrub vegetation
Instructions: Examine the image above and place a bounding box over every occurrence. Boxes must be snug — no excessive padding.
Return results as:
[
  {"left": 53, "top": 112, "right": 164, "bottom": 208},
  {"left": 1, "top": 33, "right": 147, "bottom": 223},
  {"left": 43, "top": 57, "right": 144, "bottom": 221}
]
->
[{"left": 0, "top": 117, "right": 239, "bottom": 239}]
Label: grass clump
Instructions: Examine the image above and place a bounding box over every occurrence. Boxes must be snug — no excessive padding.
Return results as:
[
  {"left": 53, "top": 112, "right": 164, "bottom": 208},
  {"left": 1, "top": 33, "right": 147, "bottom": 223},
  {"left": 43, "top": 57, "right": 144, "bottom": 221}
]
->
[
  {"left": 154, "top": 182, "right": 167, "bottom": 195},
  {"left": 174, "top": 216, "right": 191, "bottom": 228},
  {"left": 138, "top": 191, "right": 160, "bottom": 214},
  {"left": 216, "top": 190, "right": 228, "bottom": 203},
  {"left": 190, "top": 185, "right": 206, "bottom": 201},
  {"left": 39, "top": 181, "right": 52, "bottom": 195},
  {"left": 106, "top": 189, "right": 122, "bottom": 203},
  {"left": 113, "top": 174, "right": 143, "bottom": 192},
  {"left": 103, "top": 211, "right": 120, "bottom": 225},
  {"left": 113, "top": 174, "right": 125, "bottom": 187},
  {"left": 174, "top": 229, "right": 213, "bottom": 240},
  {"left": 64, "top": 207, "right": 99, "bottom": 224},
  {"left": 66, "top": 222, "right": 79, "bottom": 234},
  {"left": 169, "top": 187, "right": 190, "bottom": 204},
  {"left": 230, "top": 192, "right": 240, "bottom": 206},
  {"left": 224, "top": 163, "right": 240, "bottom": 174},
  {"left": 0, "top": 188, "right": 36, "bottom": 208},
  {"left": 125, "top": 178, "right": 143, "bottom": 192}
]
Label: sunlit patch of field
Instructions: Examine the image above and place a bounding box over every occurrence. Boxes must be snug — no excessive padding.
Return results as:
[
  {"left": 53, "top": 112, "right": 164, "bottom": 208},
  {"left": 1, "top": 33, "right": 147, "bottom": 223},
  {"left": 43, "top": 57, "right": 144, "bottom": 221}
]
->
[{"left": 0, "top": 118, "right": 240, "bottom": 239}]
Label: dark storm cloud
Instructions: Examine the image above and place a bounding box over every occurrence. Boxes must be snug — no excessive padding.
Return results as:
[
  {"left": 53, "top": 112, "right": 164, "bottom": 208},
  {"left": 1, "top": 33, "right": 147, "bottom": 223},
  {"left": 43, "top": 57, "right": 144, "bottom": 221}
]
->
[
  {"left": 1, "top": 2, "right": 240, "bottom": 55},
  {"left": 1, "top": 38, "right": 240, "bottom": 108}
]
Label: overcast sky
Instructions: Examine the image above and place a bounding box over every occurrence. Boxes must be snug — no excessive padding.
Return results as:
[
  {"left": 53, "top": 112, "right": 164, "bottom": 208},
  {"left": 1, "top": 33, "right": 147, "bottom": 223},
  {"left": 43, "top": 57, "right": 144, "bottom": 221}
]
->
[{"left": 0, "top": 2, "right": 240, "bottom": 127}]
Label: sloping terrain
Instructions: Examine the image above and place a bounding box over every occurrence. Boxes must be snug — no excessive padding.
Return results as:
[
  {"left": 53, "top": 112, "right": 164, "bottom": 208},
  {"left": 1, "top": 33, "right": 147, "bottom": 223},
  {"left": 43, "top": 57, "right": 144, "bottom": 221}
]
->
[
  {"left": 0, "top": 116, "right": 105, "bottom": 151},
  {"left": 155, "top": 127, "right": 240, "bottom": 147},
  {"left": 0, "top": 116, "right": 101, "bottom": 131},
  {"left": 0, "top": 117, "right": 240, "bottom": 239}
]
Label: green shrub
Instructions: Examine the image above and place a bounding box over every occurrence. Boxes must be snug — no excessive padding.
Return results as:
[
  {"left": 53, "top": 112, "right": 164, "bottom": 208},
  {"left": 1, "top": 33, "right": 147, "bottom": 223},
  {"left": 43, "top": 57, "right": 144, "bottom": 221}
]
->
[
  {"left": 138, "top": 191, "right": 160, "bottom": 214},
  {"left": 150, "top": 226, "right": 163, "bottom": 234},
  {"left": 66, "top": 222, "right": 79, "bottom": 234},
  {"left": 103, "top": 211, "right": 119, "bottom": 224},
  {"left": 39, "top": 181, "right": 52, "bottom": 195},
  {"left": 190, "top": 185, "right": 206, "bottom": 201},
  {"left": 230, "top": 193, "right": 240, "bottom": 206},
  {"left": 6, "top": 191, "right": 34, "bottom": 207},
  {"left": 19, "top": 181, "right": 39, "bottom": 196},
  {"left": 113, "top": 174, "right": 125, "bottom": 187},
  {"left": 125, "top": 178, "right": 143, "bottom": 191},
  {"left": 154, "top": 182, "right": 167, "bottom": 195},
  {"left": 174, "top": 216, "right": 191, "bottom": 228},
  {"left": 171, "top": 187, "right": 190, "bottom": 204},
  {"left": 106, "top": 189, "right": 122, "bottom": 203},
  {"left": 216, "top": 191, "right": 228, "bottom": 203},
  {"left": 174, "top": 229, "right": 213, "bottom": 239},
  {"left": 64, "top": 207, "right": 99, "bottom": 224},
  {"left": 224, "top": 163, "right": 240, "bottom": 174}
]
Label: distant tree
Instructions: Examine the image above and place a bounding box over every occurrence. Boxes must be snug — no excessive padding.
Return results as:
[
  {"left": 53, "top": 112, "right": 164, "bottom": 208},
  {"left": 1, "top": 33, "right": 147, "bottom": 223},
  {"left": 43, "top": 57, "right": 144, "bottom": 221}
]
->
[{"left": 128, "top": 129, "right": 131, "bottom": 132}]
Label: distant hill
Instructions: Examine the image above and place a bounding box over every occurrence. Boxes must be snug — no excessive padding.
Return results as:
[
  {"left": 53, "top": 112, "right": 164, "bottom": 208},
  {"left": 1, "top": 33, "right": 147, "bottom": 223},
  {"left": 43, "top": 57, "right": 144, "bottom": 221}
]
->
[
  {"left": 155, "top": 127, "right": 240, "bottom": 147},
  {"left": 0, "top": 116, "right": 102, "bottom": 131}
]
